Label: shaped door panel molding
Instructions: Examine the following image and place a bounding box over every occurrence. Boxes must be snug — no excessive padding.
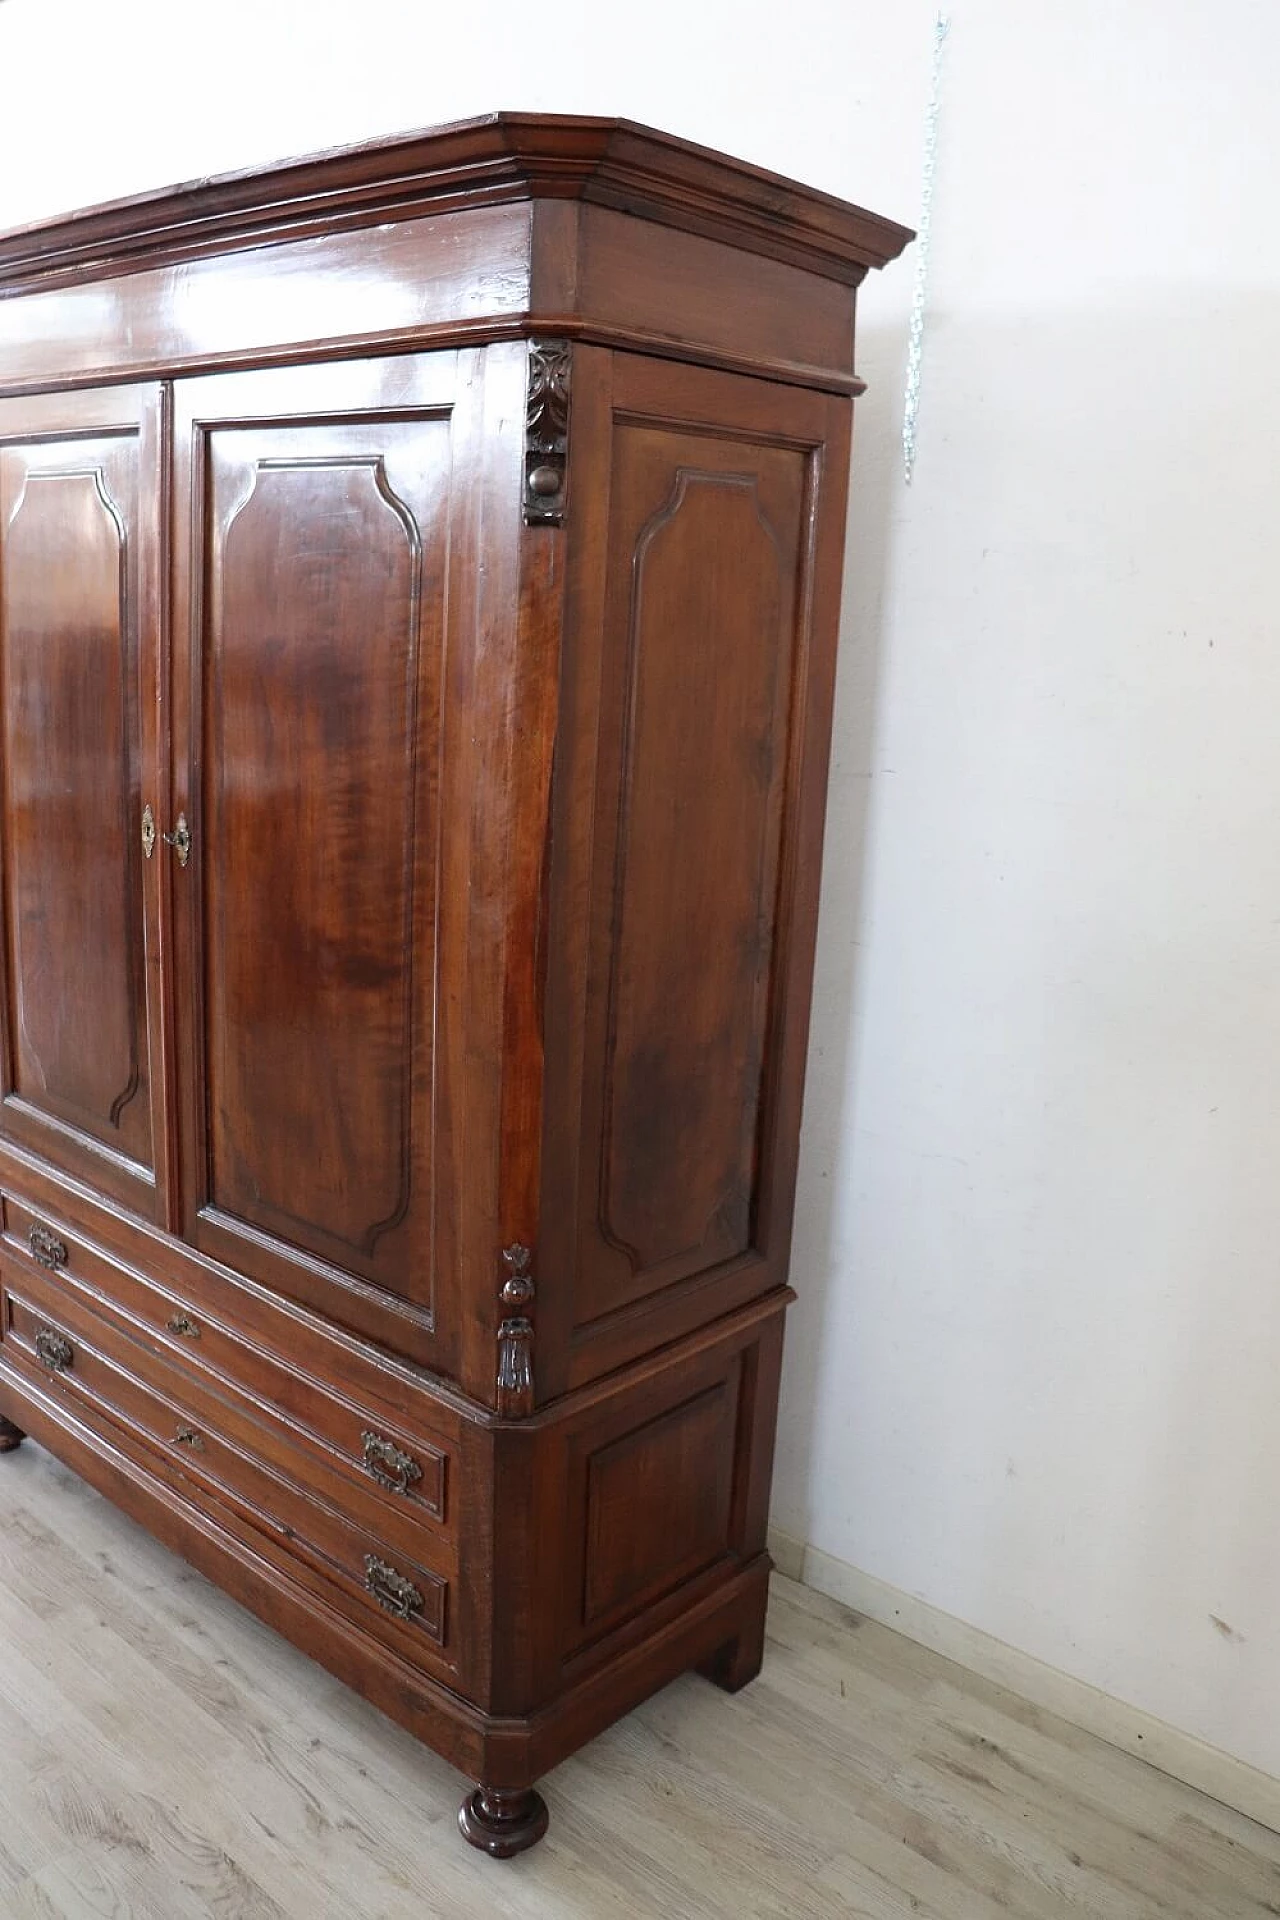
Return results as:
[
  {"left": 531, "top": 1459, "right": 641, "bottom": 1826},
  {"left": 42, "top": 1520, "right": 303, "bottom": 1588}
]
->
[
  {"left": 169, "top": 349, "right": 520, "bottom": 1384},
  {"left": 0, "top": 390, "right": 166, "bottom": 1216}
]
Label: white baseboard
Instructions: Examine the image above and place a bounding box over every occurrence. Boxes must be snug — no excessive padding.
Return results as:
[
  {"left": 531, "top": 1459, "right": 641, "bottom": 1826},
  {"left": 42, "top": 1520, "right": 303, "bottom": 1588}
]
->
[{"left": 768, "top": 1527, "right": 1279, "bottom": 1835}]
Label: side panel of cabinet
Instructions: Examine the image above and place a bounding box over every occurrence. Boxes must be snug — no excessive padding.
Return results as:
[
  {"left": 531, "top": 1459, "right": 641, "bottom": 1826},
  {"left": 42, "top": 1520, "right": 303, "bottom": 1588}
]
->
[
  {"left": 486, "top": 1292, "right": 784, "bottom": 1717},
  {"left": 539, "top": 352, "right": 852, "bottom": 1393},
  {"left": 171, "top": 351, "right": 528, "bottom": 1386},
  {"left": 0, "top": 386, "right": 170, "bottom": 1221}
]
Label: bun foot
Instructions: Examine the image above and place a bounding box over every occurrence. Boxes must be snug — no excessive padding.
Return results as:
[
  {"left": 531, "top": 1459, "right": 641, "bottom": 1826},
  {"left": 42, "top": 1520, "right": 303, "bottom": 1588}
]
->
[
  {"left": 0, "top": 1416, "right": 24, "bottom": 1453},
  {"left": 458, "top": 1785, "right": 549, "bottom": 1858}
]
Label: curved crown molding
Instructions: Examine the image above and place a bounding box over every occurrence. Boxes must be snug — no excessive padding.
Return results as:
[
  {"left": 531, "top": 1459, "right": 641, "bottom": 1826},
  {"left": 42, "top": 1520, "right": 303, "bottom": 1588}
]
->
[{"left": 0, "top": 112, "right": 914, "bottom": 297}]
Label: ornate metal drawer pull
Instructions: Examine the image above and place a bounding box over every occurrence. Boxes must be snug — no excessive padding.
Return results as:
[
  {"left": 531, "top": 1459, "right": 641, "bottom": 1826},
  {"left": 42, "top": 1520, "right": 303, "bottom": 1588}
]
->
[
  {"left": 34, "top": 1328, "right": 73, "bottom": 1373},
  {"left": 141, "top": 804, "right": 157, "bottom": 859},
  {"left": 361, "top": 1430, "right": 422, "bottom": 1496},
  {"left": 162, "top": 813, "right": 192, "bottom": 867},
  {"left": 167, "top": 1312, "right": 201, "bottom": 1339},
  {"left": 28, "top": 1223, "right": 68, "bottom": 1272},
  {"left": 174, "top": 1426, "right": 205, "bottom": 1451},
  {"left": 363, "top": 1553, "right": 424, "bottom": 1621}
]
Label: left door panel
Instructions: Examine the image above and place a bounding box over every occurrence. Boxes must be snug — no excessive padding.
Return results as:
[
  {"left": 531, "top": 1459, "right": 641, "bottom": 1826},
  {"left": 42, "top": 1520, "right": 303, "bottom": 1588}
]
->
[{"left": 0, "top": 388, "right": 169, "bottom": 1219}]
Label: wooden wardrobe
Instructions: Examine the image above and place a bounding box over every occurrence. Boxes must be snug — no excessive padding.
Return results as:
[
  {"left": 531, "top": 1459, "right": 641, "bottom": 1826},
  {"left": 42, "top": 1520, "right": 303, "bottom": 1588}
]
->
[{"left": 0, "top": 115, "right": 909, "bottom": 1855}]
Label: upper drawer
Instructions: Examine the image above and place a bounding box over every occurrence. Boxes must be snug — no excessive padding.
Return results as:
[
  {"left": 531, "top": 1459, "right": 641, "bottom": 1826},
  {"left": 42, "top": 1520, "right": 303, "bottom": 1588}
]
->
[{"left": 1, "top": 1191, "right": 463, "bottom": 1544}]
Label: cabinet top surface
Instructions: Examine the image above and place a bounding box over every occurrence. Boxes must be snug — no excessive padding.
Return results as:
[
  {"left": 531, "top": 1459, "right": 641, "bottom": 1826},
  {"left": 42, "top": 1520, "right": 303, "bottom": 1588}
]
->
[{"left": 0, "top": 111, "right": 913, "bottom": 296}]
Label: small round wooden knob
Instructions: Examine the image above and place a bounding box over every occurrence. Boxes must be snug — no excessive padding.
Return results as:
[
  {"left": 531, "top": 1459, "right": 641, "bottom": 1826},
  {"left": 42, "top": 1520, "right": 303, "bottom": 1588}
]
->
[{"left": 528, "top": 465, "right": 562, "bottom": 497}]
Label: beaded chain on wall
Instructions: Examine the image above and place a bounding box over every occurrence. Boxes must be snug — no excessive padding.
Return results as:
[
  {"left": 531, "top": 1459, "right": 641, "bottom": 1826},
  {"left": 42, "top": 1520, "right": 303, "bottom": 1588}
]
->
[{"left": 902, "top": 10, "right": 951, "bottom": 484}]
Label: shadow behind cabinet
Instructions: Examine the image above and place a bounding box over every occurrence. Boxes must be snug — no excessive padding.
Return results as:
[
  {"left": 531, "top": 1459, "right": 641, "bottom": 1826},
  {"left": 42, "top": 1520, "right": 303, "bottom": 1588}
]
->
[{"left": 0, "top": 116, "right": 910, "bottom": 1855}]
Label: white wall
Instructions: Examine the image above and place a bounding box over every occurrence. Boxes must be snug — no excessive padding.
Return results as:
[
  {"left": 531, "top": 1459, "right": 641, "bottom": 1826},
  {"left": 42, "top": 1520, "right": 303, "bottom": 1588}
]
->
[{"left": 2, "top": 0, "right": 1276, "bottom": 1783}]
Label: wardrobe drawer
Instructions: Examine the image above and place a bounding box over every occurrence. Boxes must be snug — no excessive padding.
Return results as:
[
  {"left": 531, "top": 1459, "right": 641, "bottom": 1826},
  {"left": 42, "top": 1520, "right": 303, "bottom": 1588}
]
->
[
  {"left": 1, "top": 1281, "right": 456, "bottom": 1670},
  {"left": 1, "top": 1193, "right": 456, "bottom": 1541}
]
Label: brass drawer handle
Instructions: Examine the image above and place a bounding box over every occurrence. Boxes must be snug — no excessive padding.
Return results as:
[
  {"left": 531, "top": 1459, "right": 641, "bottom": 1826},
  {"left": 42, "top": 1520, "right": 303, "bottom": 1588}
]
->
[
  {"left": 363, "top": 1554, "right": 424, "bottom": 1621},
  {"left": 361, "top": 1430, "right": 422, "bottom": 1496},
  {"left": 28, "top": 1223, "right": 68, "bottom": 1272},
  {"left": 167, "top": 1312, "right": 201, "bottom": 1340},
  {"left": 174, "top": 1426, "right": 205, "bottom": 1451},
  {"left": 34, "top": 1327, "right": 74, "bottom": 1373}
]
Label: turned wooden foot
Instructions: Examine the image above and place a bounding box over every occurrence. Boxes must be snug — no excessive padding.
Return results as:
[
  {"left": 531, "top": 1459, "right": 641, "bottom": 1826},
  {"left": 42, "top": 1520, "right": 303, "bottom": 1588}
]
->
[
  {"left": 458, "top": 1785, "right": 549, "bottom": 1857},
  {"left": 0, "top": 1416, "right": 24, "bottom": 1453}
]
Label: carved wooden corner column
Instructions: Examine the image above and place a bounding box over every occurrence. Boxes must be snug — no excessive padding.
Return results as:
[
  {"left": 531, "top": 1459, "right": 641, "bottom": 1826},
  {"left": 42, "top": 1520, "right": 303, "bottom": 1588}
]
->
[
  {"left": 460, "top": 340, "right": 562, "bottom": 1852},
  {"left": 458, "top": 1240, "right": 546, "bottom": 1854},
  {"left": 462, "top": 346, "right": 560, "bottom": 1857}
]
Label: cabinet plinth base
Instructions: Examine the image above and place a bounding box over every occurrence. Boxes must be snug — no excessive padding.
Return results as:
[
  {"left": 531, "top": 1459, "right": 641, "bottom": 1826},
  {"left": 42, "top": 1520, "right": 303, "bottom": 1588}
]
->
[
  {"left": 0, "top": 1415, "right": 24, "bottom": 1452},
  {"left": 458, "top": 1786, "right": 549, "bottom": 1858}
]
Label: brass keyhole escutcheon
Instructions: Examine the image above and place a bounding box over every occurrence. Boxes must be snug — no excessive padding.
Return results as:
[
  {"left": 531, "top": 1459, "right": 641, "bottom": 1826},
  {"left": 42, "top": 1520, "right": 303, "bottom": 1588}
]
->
[{"left": 141, "top": 804, "right": 157, "bottom": 859}]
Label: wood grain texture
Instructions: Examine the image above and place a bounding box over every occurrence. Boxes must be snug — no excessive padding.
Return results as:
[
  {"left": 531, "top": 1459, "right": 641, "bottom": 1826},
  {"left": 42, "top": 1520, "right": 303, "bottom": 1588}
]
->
[
  {"left": 595, "top": 452, "right": 796, "bottom": 1286},
  {"left": 0, "top": 120, "right": 913, "bottom": 403},
  {"left": 0, "top": 120, "right": 912, "bottom": 1854},
  {"left": 0, "top": 390, "right": 166, "bottom": 1218},
  {"left": 1, "top": 1444, "right": 1276, "bottom": 1918},
  {"left": 1, "top": 1192, "right": 452, "bottom": 1536},
  {"left": 583, "top": 1384, "right": 735, "bottom": 1628},
  {"left": 0, "top": 113, "right": 912, "bottom": 296},
  {"left": 198, "top": 417, "right": 446, "bottom": 1309},
  {"left": 167, "top": 350, "right": 529, "bottom": 1382},
  {"left": 0, "top": 1178, "right": 484, "bottom": 1453},
  {"left": 537, "top": 353, "right": 854, "bottom": 1397},
  {"left": 571, "top": 203, "right": 859, "bottom": 387},
  {"left": 0, "top": 205, "right": 535, "bottom": 399},
  {"left": 0, "top": 1238, "right": 787, "bottom": 1742}
]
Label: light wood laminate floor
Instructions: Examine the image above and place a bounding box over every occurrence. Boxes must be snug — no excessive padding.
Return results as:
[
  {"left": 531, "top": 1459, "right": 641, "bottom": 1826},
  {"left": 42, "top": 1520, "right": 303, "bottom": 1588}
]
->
[{"left": 0, "top": 1442, "right": 1276, "bottom": 1918}]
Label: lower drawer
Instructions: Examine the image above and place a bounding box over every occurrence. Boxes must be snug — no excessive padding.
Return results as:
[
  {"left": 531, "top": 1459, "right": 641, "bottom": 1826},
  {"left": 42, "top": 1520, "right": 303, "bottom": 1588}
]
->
[{"left": 1, "top": 1281, "right": 457, "bottom": 1676}]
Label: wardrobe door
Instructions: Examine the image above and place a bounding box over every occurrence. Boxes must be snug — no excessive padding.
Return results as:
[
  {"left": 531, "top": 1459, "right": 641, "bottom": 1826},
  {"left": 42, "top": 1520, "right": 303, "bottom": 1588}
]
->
[
  {"left": 0, "top": 387, "right": 169, "bottom": 1219},
  {"left": 171, "top": 352, "right": 521, "bottom": 1377}
]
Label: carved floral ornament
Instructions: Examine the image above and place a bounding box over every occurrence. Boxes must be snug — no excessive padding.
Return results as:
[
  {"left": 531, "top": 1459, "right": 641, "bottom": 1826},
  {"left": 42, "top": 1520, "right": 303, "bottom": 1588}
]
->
[
  {"left": 523, "top": 342, "right": 571, "bottom": 526},
  {"left": 497, "top": 1242, "right": 535, "bottom": 1416}
]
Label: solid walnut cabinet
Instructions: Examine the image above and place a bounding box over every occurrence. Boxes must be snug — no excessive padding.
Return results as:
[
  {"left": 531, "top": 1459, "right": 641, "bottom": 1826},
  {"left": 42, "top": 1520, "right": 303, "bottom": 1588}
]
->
[{"left": 0, "top": 115, "right": 909, "bottom": 1856}]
